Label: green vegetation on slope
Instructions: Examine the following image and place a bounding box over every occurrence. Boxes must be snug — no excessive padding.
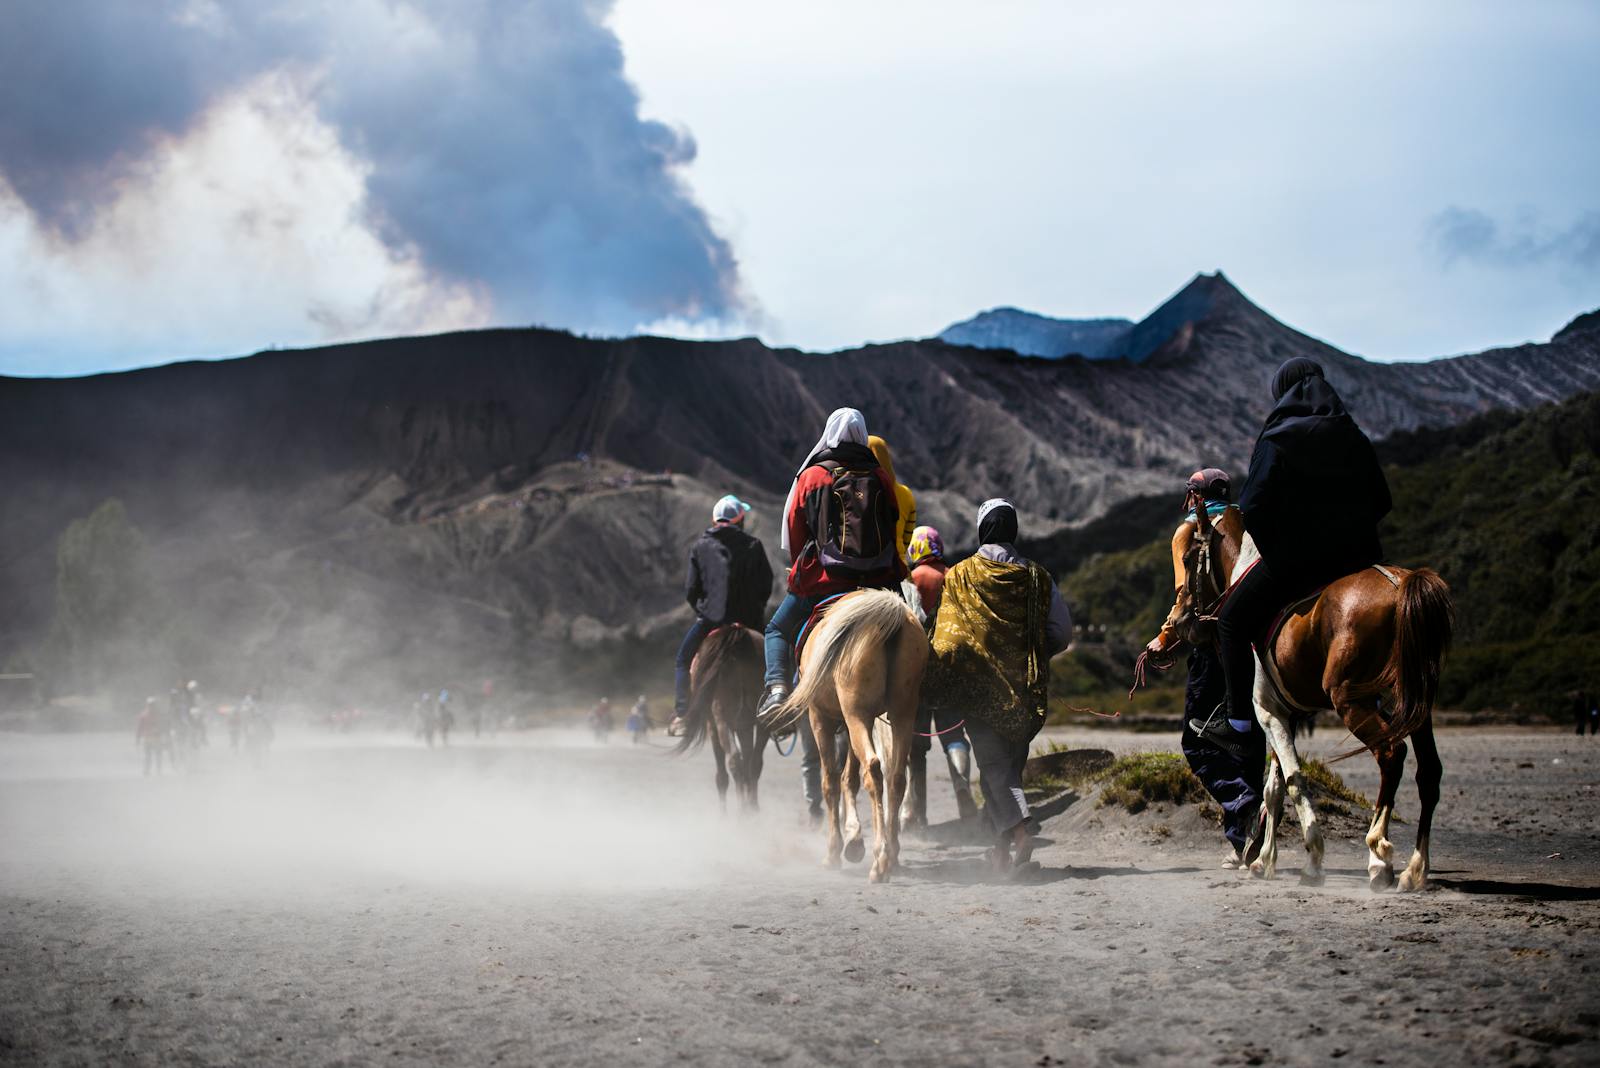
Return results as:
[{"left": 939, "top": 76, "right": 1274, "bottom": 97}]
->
[{"left": 1054, "top": 389, "right": 1600, "bottom": 715}]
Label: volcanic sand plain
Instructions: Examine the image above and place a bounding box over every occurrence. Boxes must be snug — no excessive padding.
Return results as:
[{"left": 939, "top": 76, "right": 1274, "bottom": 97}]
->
[{"left": 2, "top": 723, "right": 1597, "bottom": 1066}]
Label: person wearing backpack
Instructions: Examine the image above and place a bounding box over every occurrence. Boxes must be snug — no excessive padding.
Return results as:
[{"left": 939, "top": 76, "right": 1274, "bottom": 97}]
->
[{"left": 756, "top": 407, "right": 907, "bottom": 721}]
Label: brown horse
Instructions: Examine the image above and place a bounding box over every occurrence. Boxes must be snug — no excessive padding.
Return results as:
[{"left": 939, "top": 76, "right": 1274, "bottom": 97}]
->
[
  {"left": 675, "top": 625, "right": 769, "bottom": 812},
  {"left": 768, "top": 589, "right": 927, "bottom": 882},
  {"left": 1228, "top": 534, "right": 1454, "bottom": 891}
]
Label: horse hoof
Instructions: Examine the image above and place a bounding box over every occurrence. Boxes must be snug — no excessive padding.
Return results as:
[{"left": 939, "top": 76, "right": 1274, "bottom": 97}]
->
[
  {"left": 1397, "top": 872, "right": 1427, "bottom": 893},
  {"left": 1250, "top": 860, "right": 1269, "bottom": 879},
  {"left": 1368, "top": 865, "right": 1395, "bottom": 892},
  {"left": 844, "top": 839, "right": 866, "bottom": 864},
  {"left": 823, "top": 855, "right": 841, "bottom": 870},
  {"left": 1299, "top": 869, "right": 1326, "bottom": 887}
]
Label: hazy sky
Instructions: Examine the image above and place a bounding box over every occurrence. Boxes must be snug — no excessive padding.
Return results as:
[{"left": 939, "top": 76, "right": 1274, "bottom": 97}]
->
[{"left": 2, "top": 0, "right": 1597, "bottom": 375}]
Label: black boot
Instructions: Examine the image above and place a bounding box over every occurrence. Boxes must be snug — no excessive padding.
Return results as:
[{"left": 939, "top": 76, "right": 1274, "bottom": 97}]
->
[{"left": 755, "top": 683, "right": 791, "bottom": 732}]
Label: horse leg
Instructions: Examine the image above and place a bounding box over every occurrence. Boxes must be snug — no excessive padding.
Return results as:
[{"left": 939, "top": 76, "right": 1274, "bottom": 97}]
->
[
  {"left": 1252, "top": 754, "right": 1285, "bottom": 880},
  {"left": 1363, "top": 740, "right": 1406, "bottom": 892},
  {"left": 813, "top": 712, "right": 845, "bottom": 868},
  {"left": 840, "top": 738, "right": 866, "bottom": 865},
  {"left": 1399, "top": 717, "right": 1441, "bottom": 892},
  {"left": 740, "top": 719, "right": 763, "bottom": 813},
  {"left": 842, "top": 708, "right": 889, "bottom": 882},
  {"left": 1331, "top": 687, "right": 1408, "bottom": 888},
  {"left": 710, "top": 717, "right": 731, "bottom": 813},
  {"left": 870, "top": 714, "right": 907, "bottom": 876}
]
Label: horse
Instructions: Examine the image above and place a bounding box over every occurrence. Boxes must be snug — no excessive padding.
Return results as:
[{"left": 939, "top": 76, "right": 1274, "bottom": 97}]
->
[
  {"left": 674, "top": 624, "right": 769, "bottom": 812},
  {"left": 1225, "top": 533, "right": 1454, "bottom": 891},
  {"left": 767, "top": 589, "right": 927, "bottom": 882}
]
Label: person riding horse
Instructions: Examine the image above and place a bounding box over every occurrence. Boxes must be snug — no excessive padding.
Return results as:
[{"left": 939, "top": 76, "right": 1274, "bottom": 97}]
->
[
  {"left": 1216, "top": 357, "right": 1393, "bottom": 751},
  {"left": 671, "top": 494, "right": 774, "bottom": 736},
  {"left": 1142, "top": 467, "right": 1263, "bottom": 867},
  {"left": 756, "top": 407, "right": 906, "bottom": 722}
]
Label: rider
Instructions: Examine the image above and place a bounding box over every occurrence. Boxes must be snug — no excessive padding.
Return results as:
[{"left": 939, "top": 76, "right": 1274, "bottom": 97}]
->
[
  {"left": 1216, "top": 358, "right": 1392, "bottom": 755},
  {"left": 756, "top": 408, "right": 906, "bottom": 722},
  {"left": 903, "top": 525, "right": 977, "bottom": 827},
  {"left": 671, "top": 494, "right": 774, "bottom": 735},
  {"left": 868, "top": 435, "right": 917, "bottom": 564},
  {"left": 1143, "top": 468, "right": 1261, "bottom": 866}
]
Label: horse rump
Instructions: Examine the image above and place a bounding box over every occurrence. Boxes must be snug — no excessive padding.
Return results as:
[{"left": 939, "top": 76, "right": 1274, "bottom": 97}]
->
[
  {"left": 674, "top": 625, "right": 762, "bottom": 754},
  {"left": 1347, "top": 567, "right": 1454, "bottom": 757},
  {"left": 768, "top": 590, "right": 911, "bottom": 732}
]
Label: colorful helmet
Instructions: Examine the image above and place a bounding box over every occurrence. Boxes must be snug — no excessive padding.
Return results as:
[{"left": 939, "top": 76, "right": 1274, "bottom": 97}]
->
[
  {"left": 712, "top": 494, "right": 751, "bottom": 524},
  {"left": 1185, "top": 468, "right": 1231, "bottom": 503},
  {"left": 907, "top": 525, "right": 944, "bottom": 566}
]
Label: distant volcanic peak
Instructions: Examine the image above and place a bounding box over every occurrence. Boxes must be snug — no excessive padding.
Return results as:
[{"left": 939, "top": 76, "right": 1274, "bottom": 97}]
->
[
  {"left": 937, "top": 308, "right": 1134, "bottom": 360},
  {"left": 1554, "top": 307, "right": 1600, "bottom": 343},
  {"left": 1122, "top": 270, "right": 1269, "bottom": 363}
]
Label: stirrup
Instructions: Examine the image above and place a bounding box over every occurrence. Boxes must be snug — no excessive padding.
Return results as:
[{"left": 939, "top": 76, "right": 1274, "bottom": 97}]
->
[{"left": 755, "top": 685, "right": 790, "bottom": 730}]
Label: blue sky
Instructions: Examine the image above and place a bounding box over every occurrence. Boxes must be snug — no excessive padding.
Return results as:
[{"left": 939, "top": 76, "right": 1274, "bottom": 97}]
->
[{"left": 2, "top": 0, "right": 1597, "bottom": 375}]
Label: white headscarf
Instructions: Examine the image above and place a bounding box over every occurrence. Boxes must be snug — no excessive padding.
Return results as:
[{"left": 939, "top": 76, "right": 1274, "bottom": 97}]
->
[{"left": 781, "top": 407, "right": 869, "bottom": 554}]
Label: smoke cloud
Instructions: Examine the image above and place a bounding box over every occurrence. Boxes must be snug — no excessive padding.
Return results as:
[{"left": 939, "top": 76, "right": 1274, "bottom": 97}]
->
[
  {"left": 1427, "top": 206, "right": 1600, "bottom": 273},
  {"left": 0, "top": 0, "right": 745, "bottom": 365}
]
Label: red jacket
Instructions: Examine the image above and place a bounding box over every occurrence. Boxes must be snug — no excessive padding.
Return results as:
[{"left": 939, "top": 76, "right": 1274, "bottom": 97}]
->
[
  {"left": 785, "top": 463, "right": 907, "bottom": 596},
  {"left": 909, "top": 559, "right": 948, "bottom": 620}
]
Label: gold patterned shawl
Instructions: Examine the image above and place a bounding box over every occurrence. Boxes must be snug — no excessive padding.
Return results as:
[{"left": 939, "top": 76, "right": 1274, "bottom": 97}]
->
[{"left": 927, "top": 554, "right": 1052, "bottom": 743}]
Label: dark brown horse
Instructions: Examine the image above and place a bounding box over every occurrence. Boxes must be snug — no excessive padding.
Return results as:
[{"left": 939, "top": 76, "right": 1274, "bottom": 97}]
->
[
  {"left": 674, "top": 625, "right": 768, "bottom": 812},
  {"left": 1228, "top": 534, "right": 1454, "bottom": 891}
]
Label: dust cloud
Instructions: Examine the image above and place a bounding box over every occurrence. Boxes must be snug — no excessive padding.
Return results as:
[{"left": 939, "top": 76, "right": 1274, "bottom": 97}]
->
[{"left": 0, "top": 726, "right": 813, "bottom": 903}]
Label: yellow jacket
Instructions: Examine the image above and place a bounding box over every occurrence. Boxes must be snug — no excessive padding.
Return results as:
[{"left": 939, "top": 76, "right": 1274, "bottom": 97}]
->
[{"left": 868, "top": 435, "right": 917, "bottom": 563}]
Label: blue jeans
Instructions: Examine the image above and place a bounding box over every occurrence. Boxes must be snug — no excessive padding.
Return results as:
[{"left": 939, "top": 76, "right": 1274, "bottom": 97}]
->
[
  {"left": 1181, "top": 646, "right": 1263, "bottom": 851},
  {"left": 763, "top": 592, "right": 823, "bottom": 688},
  {"left": 674, "top": 617, "right": 716, "bottom": 717}
]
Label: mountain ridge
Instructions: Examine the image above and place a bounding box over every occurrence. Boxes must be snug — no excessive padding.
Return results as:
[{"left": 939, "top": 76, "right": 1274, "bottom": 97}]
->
[{"left": 4, "top": 274, "right": 1599, "bottom": 702}]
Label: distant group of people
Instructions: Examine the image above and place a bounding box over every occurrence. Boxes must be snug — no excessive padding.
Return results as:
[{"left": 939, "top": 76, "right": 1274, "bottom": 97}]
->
[
  {"left": 414, "top": 689, "right": 456, "bottom": 747},
  {"left": 135, "top": 680, "right": 272, "bottom": 774},
  {"left": 588, "top": 695, "right": 654, "bottom": 744}
]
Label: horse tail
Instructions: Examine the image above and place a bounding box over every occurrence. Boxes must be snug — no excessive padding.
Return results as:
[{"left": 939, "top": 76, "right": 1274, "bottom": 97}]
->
[
  {"left": 769, "top": 590, "right": 912, "bottom": 733},
  {"left": 1372, "top": 567, "right": 1454, "bottom": 752},
  {"left": 674, "top": 626, "right": 757, "bottom": 754}
]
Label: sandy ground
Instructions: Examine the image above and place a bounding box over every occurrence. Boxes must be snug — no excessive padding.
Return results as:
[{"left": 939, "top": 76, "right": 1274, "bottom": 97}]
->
[{"left": 2, "top": 723, "right": 1597, "bottom": 1067}]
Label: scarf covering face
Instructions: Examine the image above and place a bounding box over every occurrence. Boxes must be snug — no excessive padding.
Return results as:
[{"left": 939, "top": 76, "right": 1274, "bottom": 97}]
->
[
  {"left": 781, "top": 407, "right": 869, "bottom": 554},
  {"left": 977, "top": 498, "right": 1019, "bottom": 546},
  {"left": 927, "top": 553, "right": 1052, "bottom": 743}
]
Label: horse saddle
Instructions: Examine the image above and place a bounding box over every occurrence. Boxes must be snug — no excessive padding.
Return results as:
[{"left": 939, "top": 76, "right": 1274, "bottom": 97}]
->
[{"left": 794, "top": 592, "right": 850, "bottom": 664}]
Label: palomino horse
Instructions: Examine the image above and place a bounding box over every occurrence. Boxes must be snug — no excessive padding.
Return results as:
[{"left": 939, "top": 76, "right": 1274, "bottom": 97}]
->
[
  {"left": 1228, "top": 534, "right": 1454, "bottom": 891},
  {"left": 768, "top": 589, "right": 927, "bottom": 882},
  {"left": 675, "top": 625, "right": 769, "bottom": 812}
]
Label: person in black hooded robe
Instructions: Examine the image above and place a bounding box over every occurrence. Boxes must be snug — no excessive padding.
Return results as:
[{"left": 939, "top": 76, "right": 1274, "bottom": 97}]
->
[{"left": 1212, "top": 358, "right": 1392, "bottom": 762}]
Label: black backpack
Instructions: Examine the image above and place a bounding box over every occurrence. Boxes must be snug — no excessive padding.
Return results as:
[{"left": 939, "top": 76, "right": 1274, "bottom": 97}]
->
[{"left": 812, "top": 461, "right": 897, "bottom": 573}]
